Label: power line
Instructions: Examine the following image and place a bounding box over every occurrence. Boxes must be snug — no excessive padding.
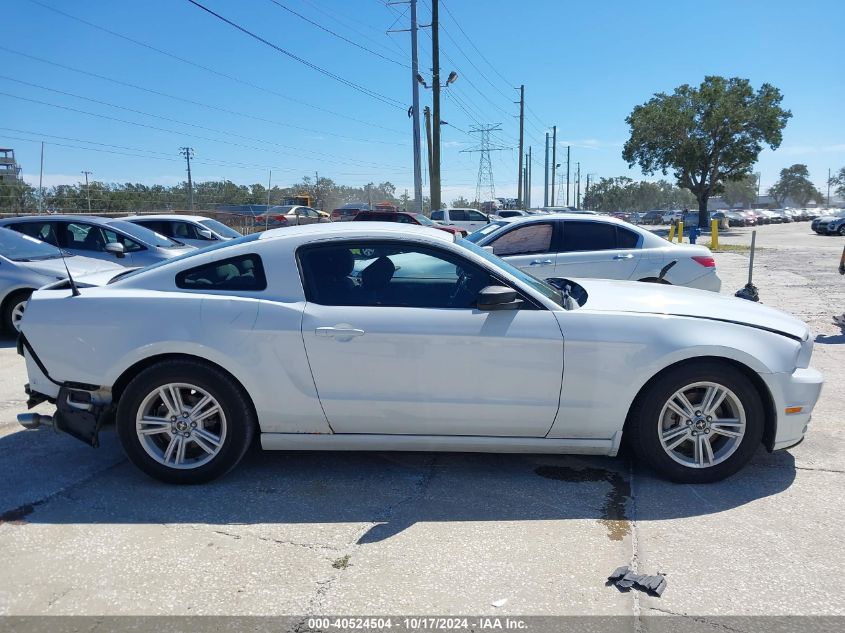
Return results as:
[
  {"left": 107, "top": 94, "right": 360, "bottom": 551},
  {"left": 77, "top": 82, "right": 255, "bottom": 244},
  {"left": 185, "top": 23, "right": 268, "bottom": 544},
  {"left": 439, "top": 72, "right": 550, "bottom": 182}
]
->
[
  {"left": 24, "top": 0, "right": 403, "bottom": 134},
  {"left": 0, "top": 92, "right": 407, "bottom": 171},
  {"left": 439, "top": 0, "right": 516, "bottom": 89},
  {"left": 185, "top": 0, "right": 405, "bottom": 109},
  {"left": 265, "top": 0, "right": 408, "bottom": 68},
  {"left": 0, "top": 46, "right": 407, "bottom": 147},
  {"left": 0, "top": 130, "right": 410, "bottom": 177}
]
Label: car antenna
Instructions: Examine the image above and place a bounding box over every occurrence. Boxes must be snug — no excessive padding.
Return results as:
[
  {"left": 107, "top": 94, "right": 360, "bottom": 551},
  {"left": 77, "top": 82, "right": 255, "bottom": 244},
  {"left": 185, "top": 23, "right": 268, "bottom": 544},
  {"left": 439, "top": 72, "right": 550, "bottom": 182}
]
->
[{"left": 59, "top": 246, "right": 80, "bottom": 297}]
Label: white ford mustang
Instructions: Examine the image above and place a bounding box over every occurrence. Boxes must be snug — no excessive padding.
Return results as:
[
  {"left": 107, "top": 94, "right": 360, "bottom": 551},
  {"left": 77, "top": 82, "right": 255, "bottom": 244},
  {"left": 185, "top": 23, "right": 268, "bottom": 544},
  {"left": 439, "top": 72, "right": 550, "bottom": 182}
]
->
[{"left": 15, "top": 223, "right": 822, "bottom": 484}]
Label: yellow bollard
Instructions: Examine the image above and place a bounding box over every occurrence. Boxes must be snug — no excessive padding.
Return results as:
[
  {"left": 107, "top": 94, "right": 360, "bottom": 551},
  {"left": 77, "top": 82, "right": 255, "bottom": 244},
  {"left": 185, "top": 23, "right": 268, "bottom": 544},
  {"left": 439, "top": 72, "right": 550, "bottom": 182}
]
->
[
  {"left": 668, "top": 224, "right": 675, "bottom": 242},
  {"left": 677, "top": 221, "right": 684, "bottom": 243},
  {"left": 711, "top": 219, "right": 719, "bottom": 250}
]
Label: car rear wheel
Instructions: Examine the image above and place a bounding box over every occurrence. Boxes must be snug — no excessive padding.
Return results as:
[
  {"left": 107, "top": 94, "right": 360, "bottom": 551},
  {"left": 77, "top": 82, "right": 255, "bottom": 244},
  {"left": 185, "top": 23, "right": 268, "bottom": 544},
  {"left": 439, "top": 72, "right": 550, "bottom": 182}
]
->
[
  {"left": 2, "top": 290, "right": 31, "bottom": 334},
  {"left": 627, "top": 362, "right": 764, "bottom": 483},
  {"left": 838, "top": 225, "right": 845, "bottom": 236},
  {"left": 116, "top": 359, "right": 256, "bottom": 484}
]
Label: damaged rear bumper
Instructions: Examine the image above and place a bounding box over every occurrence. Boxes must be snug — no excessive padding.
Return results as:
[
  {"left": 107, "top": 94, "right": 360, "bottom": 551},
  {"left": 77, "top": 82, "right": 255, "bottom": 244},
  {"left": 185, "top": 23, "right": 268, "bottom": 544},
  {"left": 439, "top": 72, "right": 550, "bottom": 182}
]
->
[{"left": 17, "top": 334, "right": 113, "bottom": 448}]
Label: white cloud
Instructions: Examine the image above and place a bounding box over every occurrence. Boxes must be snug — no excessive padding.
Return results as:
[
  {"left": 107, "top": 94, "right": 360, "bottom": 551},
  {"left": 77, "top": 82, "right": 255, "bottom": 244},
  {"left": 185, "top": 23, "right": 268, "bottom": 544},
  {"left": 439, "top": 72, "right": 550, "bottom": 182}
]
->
[{"left": 20, "top": 173, "right": 85, "bottom": 187}]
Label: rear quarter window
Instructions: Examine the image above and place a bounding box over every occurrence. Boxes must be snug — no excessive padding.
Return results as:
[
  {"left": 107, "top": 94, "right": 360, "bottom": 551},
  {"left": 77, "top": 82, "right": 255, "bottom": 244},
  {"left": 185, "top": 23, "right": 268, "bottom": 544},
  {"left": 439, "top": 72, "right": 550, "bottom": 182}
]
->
[{"left": 176, "top": 254, "right": 267, "bottom": 291}]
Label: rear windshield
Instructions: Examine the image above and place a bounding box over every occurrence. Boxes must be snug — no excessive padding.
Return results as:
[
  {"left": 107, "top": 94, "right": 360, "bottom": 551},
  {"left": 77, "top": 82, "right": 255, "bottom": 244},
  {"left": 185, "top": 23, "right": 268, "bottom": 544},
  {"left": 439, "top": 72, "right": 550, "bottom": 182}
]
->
[
  {"left": 199, "top": 218, "right": 242, "bottom": 238},
  {"left": 0, "top": 227, "right": 65, "bottom": 261},
  {"left": 107, "top": 220, "right": 182, "bottom": 248},
  {"left": 109, "top": 232, "right": 263, "bottom": 283}
]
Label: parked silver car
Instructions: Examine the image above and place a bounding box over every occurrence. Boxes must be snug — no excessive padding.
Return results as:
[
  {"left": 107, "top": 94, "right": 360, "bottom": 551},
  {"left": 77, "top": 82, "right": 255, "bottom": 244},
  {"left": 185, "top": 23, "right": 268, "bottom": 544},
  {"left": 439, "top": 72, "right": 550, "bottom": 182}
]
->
[
  {"left": 123, "top": 214, "right": 243, "bottom": 249},
  {"left": 0, "top": 227, "right": 123, "bottom": 332},
  {"left": 0, "top": 215, "right": 194, "bottom": 267}
]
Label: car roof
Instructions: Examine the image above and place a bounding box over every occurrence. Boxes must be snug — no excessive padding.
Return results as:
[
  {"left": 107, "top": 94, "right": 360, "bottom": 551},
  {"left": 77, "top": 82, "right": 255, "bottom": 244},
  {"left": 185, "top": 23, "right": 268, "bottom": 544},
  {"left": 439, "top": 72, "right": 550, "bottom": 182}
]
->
[
  {"left": 0, "top": 214, "right": 108, "bottom": 223},
  {"left": 493, "top": 212, "right": 630, "bottom": 226},
  {"left": 255, "top": 221, "right": 453, "bottom": 243},
  {"left": 123, "top": 214, "right": 213, "bottom": 222}
]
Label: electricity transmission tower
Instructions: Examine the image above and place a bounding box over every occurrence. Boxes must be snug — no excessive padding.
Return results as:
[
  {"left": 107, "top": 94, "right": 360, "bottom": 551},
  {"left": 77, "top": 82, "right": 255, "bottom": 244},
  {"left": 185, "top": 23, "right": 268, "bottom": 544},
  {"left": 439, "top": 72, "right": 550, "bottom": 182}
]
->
[{"left": 461, "top": 124, "right": 508, "bottom": 204}]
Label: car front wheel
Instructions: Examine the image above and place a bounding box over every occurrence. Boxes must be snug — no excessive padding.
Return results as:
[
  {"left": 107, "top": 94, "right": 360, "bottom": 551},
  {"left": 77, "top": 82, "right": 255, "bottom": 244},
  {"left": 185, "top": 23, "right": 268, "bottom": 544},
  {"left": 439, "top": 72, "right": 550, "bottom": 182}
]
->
[
  {"left": 2, "top": 290, "right": 31, "bottom": 334},
  {"left": 116, "top": 359, "right": 256, "bottom": 484},
  {"left": 627, "top": 362, "right": 764, "bottom": 483}
]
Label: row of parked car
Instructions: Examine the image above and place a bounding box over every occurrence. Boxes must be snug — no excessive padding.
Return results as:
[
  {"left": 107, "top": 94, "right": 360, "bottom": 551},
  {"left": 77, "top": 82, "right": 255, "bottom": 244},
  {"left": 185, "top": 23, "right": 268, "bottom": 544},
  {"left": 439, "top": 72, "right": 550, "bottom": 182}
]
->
[
  {"left": 0, "top": 209, "right": 724, "bottom": 334},
  {"left": 639, "top": 208, "right": 821, "bottom": 227}
]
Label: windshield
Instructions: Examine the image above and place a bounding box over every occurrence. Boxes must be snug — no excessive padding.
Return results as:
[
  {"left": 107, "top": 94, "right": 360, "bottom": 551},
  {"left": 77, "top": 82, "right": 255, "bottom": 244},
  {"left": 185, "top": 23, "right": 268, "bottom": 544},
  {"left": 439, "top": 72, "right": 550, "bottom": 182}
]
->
[
  {"left": 0, "top": 227, "right": 66, "bottom": 261},
  {"left": 411, "top": 213, "right": 435, "bottom": 226},
  {"left": 464, "top": 221, "right": 509, "bottom": 243},
  {"left": 110, "top": 231, "right": 263, "bottom": 283},
  {"left": 199, "top": 218, "right": 242, "bottom": 238},
  {"left": 459, "top": 239, "right": 565, "bottom": 308},
  {"left": 107, "top": 220, "right": 183, "bottom": 248}
]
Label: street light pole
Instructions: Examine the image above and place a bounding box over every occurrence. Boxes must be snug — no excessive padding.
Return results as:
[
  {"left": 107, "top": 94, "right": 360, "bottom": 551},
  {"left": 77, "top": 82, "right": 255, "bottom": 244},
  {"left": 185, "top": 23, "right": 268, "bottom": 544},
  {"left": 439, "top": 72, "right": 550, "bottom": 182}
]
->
[
  {"left": 410, "top": 0, "right": 423, "bottom": 213},
  {"left": 430, "top": 0, "right": 442, "bottom": 211}
]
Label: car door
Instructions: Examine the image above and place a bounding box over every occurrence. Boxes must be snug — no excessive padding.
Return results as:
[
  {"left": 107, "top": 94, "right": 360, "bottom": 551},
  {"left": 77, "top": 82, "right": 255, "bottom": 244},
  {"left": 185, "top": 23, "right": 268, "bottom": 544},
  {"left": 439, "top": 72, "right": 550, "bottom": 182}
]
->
[
  {"left": 464, "top": 209, "right": 490, "bottom": 232},
  {"left": 554, "top": 220, "right": 643, "bottom": 280},
  {"left": 298, "top": 240, "right": 564, "bottom": 437},
  {"left": 58, "top": 222, "right": 138, "bottom": 266},
  {"left": 487, "top": 222, "right": 558, "bottom": 279}
]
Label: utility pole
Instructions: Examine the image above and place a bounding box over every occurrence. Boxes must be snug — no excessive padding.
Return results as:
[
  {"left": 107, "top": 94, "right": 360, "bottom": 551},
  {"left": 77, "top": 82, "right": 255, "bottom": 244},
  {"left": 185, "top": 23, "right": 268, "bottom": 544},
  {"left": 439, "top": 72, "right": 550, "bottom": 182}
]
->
[
  {"left": 516, "top": 84, "right": 524, "bottom": 208},
  {"left": 585, "top": 174, "right": 590, "bottom": 210},
  {"left": 410, "top": 0, "right": 423, "bottom": 212},
  {"left": 523, "top": 153, "right": 529, "bottom": 209},
  {"left": 527, "top": 146, "right": 532, "bottom": 208},
  {"left": 423, "top": 106, "right": 433, "bottom": 191},
  {"left": 38, "top": 141, "right": 44, "bottom": 215},
  {"left": 550, "top": 125, "right": 557, "bottom": 206},
  {"left": 566, "top": 145, "right": 571, "bottom": 206},
  {"left": 81, "top": 170, "right": 92, "bottom": 213},
  {"left": 430, "top": 0, "right": 442, "bottom": 211},
  {"left": 828, "top": 168, "right": 832, "bottom": 206},
  {"left": 543, "top": 132, "right": 549, "bottom": 206},
  {"left": 179, "top": 147, "right": 194, "bottom": 211},
  {"left": 576, "top": 162, "right": 581, "bottom": 209},
  {"left": 265, "top": 170, "right": 271, "bottom": 230}
]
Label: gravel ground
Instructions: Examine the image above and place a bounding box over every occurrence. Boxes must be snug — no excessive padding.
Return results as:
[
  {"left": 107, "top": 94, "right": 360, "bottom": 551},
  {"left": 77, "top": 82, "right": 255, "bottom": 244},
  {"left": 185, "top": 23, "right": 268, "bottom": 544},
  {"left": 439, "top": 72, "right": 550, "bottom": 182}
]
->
[{"left": 0, "top": 221, "right": 842, "bottom": 625}]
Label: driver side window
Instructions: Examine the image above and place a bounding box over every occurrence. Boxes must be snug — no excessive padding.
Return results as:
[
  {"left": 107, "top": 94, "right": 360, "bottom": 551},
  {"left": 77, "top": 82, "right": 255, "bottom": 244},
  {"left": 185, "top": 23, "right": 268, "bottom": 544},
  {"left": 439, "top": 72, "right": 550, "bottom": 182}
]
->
[{"left": 299, "top": 243, "right": 497, "bottom": 309}]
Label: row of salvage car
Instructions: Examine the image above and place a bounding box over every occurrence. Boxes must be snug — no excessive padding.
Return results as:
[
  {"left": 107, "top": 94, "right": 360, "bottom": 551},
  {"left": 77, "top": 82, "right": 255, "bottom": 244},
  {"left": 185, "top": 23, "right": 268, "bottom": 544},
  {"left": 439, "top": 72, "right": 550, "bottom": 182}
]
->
[{"left": 2, "top": 213, "right": 822, "bottom": 486}]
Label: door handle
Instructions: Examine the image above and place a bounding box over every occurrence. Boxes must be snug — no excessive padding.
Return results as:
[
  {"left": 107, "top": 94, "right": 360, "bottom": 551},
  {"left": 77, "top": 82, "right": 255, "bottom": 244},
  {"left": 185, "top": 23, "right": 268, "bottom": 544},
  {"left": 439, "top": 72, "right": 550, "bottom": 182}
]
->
[
  {"left": 530, "top": 259, "right": 553, "bottom": 265},
  {"left": 613, "top": 254, "right": 634, "bottom": 260},
  {"left": 315, "top": 326, "right": 365, "bottom": 338}
]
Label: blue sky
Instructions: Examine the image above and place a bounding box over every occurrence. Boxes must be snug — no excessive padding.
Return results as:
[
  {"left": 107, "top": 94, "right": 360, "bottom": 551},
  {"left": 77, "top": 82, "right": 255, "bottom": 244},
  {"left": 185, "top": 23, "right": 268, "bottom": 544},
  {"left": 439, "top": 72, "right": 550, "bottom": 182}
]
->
[{"left": 2, "top": 0, "right": 843, "bottom": 206}]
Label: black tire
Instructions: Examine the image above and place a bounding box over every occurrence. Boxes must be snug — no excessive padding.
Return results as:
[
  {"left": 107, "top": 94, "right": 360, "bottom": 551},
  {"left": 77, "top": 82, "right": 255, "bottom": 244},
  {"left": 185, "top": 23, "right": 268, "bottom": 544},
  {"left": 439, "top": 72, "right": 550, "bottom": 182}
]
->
[
  {"left": 838, "top": 225, "right": 845, "bottom": 236},
  {"left": 116, "top": 359, "right": 256, "bottom": 484},
  {"left": 2, "top": 290, "right": 32, "bottom": 334},
  {"left": 626, "top": 361, "right": 764, "bottom": 483}
]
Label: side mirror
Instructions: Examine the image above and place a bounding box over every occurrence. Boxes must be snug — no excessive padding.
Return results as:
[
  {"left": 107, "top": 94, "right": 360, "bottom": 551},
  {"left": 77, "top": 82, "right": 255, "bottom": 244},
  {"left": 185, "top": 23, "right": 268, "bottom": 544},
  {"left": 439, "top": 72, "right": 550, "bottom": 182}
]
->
[
  {"left": 477, "top": 285, "right": 521, "bottom": 311},
  {"left": 197, "top": 228, "right": 215, "bottom": 240},
  {"left": 105, "top": 242, "right": 125, "bottom": 258},
  {"left": 486, "top": 214, "right": 492, "bottom": 222}
]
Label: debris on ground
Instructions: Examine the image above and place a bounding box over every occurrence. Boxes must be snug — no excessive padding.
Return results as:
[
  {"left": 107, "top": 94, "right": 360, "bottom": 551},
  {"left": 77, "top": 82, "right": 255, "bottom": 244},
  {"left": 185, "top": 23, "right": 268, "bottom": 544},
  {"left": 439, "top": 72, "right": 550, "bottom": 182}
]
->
[
  {"left": 490, "top": 598, "right": 508, "bottom": 608},
  {"left": 607, "top": 566, "right": 667, "bottom": 597}
]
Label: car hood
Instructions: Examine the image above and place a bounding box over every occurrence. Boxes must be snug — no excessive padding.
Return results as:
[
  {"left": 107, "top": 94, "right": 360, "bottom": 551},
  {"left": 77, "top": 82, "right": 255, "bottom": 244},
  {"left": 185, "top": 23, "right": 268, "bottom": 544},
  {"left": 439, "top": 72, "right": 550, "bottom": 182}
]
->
[
  {"left": 21, "top": 255, "right": 123, "bottom": 280},
  {"left": 575, "top": 278, "right": 809, "bottom": 340}
]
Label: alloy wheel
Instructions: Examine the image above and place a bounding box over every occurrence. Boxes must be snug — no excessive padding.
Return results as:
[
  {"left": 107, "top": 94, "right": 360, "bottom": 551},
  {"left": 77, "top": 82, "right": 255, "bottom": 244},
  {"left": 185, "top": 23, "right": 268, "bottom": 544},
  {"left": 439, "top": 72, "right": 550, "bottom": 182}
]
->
[
  {"left": 135, "top": 383, "right": 228, "bottom": 469},
  {"left": 658, "top": 381, "right": 746, "bottom": 469},
  {"left": 11, "top": 299, "right": 26, "bottom": 332}
]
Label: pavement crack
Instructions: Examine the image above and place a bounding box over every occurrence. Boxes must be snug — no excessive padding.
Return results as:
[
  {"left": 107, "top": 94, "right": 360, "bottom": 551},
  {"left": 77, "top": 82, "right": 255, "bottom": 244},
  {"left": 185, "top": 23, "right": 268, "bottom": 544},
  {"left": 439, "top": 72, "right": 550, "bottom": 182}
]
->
[{"left": 644, "top": 607, "right": 751, "bottom": 632}]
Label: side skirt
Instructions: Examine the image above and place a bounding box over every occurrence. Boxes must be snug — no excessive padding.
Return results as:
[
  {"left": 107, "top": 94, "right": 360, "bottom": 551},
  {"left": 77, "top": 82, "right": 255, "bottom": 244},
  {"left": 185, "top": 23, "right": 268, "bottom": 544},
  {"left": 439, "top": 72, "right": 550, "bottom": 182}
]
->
[{"left": 260, "top": 433, "right": 615, "bottom": 455}]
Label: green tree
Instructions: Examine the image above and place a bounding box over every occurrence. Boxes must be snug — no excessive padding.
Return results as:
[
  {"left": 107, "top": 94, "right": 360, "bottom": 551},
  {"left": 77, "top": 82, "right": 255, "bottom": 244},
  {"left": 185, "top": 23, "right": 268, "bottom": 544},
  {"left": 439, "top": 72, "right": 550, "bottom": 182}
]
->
[
  {"left": 721, "top": 174, "right": 759, "bottom": 208},
  {"left": 829, "top": 167, "right": 845, "bottom": 201},
  {"left": 769, "top": 164, "right": 823, "bottom": 207},
  {"left": 450, "top": 196, "right": 476, "bottom": 208},
  {"left": 623, "top": 76, "right": 791, "bottom": 226}
]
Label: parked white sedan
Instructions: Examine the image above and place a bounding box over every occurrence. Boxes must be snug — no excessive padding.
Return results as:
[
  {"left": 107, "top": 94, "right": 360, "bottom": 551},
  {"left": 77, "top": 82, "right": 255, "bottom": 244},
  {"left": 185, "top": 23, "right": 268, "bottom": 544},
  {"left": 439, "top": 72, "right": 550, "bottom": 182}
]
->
[
  {"left": 16, "top": 223, "right": 821, "bottom": 485},
  {"left": 124, "top": 214, "right": 243, "bottom": 249},
  {"left": 466, "top": 214, "right": 721, "bottom": 291}
]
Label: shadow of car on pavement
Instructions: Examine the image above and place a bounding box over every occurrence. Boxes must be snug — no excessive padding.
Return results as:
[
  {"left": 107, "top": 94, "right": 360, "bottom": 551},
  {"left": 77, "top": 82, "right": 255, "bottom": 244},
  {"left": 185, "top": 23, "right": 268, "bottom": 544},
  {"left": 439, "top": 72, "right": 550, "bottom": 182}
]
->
[{"left": 0, "top": 424, "right": 797, "bottom": 544}]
